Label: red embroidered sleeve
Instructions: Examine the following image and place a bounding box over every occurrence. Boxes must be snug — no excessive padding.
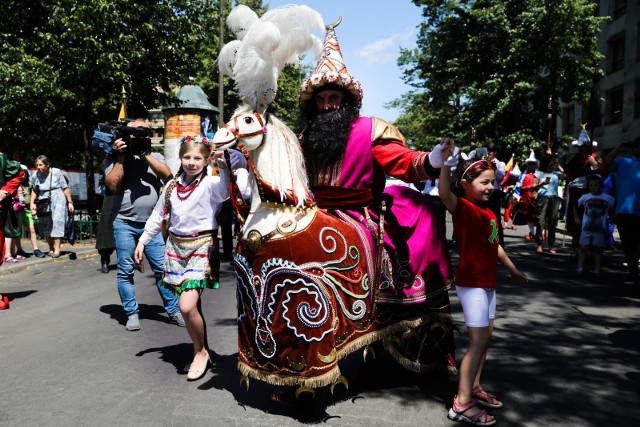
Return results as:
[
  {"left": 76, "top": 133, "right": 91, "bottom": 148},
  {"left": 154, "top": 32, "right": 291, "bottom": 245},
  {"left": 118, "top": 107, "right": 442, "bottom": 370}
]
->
[{"left": 372, "top": 140, "right": 433, "bottom": 182}]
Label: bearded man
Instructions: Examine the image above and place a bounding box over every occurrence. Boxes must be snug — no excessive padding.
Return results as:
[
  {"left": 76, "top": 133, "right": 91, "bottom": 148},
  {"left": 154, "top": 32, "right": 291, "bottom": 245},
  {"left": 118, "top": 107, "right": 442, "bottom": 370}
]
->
[{"left": 297, "top": 24, "right": 455, "bottom": 372}]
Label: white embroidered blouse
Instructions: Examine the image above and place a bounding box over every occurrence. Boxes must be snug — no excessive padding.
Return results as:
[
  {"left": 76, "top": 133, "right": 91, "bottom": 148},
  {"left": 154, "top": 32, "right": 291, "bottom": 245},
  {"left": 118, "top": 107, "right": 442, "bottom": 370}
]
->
[{"left": 139, "top": 169, "right": 230, "bottom": 245}]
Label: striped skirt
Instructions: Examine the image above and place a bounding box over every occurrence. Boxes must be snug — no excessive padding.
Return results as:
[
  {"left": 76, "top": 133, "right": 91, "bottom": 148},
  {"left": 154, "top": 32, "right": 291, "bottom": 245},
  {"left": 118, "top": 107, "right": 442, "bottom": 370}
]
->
[{"left": 162, "top": 232, "right": 220, "bottom": 295}]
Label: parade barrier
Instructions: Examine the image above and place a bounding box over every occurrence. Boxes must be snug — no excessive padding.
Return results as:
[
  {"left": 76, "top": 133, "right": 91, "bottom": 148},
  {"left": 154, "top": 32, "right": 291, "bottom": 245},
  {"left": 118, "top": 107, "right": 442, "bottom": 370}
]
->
[
  {"left": 25, "top": 210, "right": 100, "bottom": 243},
  {"left": 70, "top": 212, "right": 100, "bottom": 242}
]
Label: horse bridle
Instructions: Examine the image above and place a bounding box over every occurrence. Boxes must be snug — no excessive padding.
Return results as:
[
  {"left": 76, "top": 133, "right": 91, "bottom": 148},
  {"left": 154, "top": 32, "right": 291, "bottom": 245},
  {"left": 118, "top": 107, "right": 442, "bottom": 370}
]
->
[
  {"left": 211, "top": 111, "right": 266, "bottom": 149},
  {"left": 215, "top": 110, "right": 268, "bottom": 148}
]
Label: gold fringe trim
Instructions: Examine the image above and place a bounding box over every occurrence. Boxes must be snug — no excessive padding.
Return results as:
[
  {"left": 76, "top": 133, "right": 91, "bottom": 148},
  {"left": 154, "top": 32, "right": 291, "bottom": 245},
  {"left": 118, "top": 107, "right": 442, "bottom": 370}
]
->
[
  {"left": 339, "top": 312, "right": 454, "bottom": 361},
  {"left": 381, "top": 313, "right": 456, "bottom": 375},
  {"left": 236, "top": 311, "right": 454, "bottom": 388},
  {"left": 237, "top": 361, "right": 341, "bottom": 388}
]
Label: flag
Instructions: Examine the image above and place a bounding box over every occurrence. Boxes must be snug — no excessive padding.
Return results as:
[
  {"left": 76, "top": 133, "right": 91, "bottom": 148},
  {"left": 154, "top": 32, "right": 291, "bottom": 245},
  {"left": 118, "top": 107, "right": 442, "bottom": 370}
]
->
[
  {"left": 500, "top": 154, "right": 515, "bottom": 187},
  {"left": 118, "top": 85, "right": 127, "bottom": 121},
  {"left": 118, "top": 98, "right": 127, "bottom": 121}
]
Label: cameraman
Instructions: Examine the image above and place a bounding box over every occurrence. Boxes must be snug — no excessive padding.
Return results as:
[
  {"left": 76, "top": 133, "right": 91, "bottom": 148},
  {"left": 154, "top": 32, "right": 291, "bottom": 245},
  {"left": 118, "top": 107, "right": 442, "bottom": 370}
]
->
[{"left": 104, "top": 118, "right": 183, "bottom": 331}]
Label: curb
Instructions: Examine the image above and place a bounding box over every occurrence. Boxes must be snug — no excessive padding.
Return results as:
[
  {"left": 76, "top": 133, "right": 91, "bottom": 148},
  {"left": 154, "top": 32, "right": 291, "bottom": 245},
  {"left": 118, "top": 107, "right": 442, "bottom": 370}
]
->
[{"left": 0, "top": 246, "right": 98, "bottom": 277}]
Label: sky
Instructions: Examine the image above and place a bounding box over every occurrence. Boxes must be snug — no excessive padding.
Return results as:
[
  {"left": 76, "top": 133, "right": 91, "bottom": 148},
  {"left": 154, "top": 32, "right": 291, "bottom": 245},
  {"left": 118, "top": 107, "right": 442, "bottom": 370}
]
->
[{"left": 264, "top": 0, "right": 423, "bottom": 121}]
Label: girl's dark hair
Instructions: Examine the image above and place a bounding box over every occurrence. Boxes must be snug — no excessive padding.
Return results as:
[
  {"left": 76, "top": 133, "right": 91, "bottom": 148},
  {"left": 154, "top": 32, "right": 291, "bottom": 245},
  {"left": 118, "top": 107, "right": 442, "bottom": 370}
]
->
[{"left": 450, "top": 158, "right": 494, "bottom": 196}]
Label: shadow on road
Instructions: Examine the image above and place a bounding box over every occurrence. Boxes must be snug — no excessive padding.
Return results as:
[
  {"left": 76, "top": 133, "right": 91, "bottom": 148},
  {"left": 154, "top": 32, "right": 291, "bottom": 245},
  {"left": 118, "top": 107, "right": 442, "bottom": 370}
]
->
[
  {"left": 135, "top": 343, "right": 193, "bottom": 375},
  {"left": 1, "top": 289, "right": 37, "bottom": 301},
  {"left": 193, "top": 341, "right": 459, "bottom": 424},
  {"left": 99, "top": 303, "right": 178, "bottom": 326}
]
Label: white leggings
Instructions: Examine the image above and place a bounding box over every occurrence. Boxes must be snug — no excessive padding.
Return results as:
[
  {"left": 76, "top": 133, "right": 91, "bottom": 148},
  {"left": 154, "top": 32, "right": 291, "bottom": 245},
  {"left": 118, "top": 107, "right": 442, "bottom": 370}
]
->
[{"left": 455, "top": 286, "right": 496, "bottom": 327}]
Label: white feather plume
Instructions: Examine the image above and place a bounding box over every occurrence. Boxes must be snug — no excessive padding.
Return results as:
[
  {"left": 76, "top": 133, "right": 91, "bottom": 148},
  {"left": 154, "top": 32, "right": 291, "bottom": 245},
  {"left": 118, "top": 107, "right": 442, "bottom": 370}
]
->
[
  {"left": 226, "top": 5, "right": 259, "bottom": 40},
  {"left": 218, "top": 4, "right": 325, "bottom": 112},
  {"left": 218, "top": 40, "right": 242, "bottom": 77}
]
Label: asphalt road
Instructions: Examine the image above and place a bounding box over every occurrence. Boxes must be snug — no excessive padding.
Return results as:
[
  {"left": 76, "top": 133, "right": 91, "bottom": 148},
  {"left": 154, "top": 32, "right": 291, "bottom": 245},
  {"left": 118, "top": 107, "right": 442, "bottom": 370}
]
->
[{"left": 1, "top": 220, "right": 639, "bottom": 426}]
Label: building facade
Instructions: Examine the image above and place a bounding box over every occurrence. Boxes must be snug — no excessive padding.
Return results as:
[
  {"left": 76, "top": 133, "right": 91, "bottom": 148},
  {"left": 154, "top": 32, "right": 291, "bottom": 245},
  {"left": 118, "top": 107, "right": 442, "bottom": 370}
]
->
[{"left": 561, "top": 0, "right": 639, "bottom": 149}]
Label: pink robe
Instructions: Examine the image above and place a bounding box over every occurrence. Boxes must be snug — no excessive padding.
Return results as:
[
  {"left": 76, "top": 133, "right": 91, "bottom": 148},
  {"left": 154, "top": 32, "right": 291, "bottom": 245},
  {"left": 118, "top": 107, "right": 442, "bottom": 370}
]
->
[{"left": 310, "top": 117, "right": 453, "bottom": 304}]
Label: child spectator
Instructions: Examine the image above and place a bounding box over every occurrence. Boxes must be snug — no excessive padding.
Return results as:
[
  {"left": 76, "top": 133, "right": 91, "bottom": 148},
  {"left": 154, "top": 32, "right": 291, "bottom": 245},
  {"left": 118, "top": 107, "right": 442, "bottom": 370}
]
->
[
  {"left": 4, "top": 183, "right": 26, "bottom": 263},
  {"left": 438, "top": 139, "right": 528, "bottom": 426},
  {"left": 573, "top": 174, "right": 615, "bottom": 279},
  {"left": 20, "top": 167, "right": 45, "bottom": 258}
]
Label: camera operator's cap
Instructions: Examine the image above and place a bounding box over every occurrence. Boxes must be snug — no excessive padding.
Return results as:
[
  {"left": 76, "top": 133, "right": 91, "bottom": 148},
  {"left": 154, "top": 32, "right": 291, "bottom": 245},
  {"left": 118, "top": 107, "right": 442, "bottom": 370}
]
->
[{"left": 299, "top": 18, "right": 363, "bottom": 110}]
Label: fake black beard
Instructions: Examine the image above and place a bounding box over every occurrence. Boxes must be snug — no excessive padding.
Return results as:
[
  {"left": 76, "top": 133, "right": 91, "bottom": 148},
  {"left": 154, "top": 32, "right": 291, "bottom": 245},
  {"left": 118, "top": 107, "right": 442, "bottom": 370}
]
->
[{"left": 302, "top": 104, "right": 360, "bottom": 171}]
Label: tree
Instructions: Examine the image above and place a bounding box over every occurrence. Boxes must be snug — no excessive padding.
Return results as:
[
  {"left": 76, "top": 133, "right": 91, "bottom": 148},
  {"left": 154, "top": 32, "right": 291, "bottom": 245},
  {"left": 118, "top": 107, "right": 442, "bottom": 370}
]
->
[
  {"left": 392, "top": 0, "right": 605, "bottom": 160},
  {"left": 1, "top": 0, "right": 309, "bottom": 216},
  {"left": 1, "top": 0, "right": 209, "bottom": 212}
]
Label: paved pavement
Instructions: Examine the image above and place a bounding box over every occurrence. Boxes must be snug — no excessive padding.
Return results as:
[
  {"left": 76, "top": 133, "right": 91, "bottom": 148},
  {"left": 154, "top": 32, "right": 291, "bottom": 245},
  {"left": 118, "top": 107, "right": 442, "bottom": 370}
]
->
[{"left": 1, "top": 219, "right": 639, "bottom": 426}]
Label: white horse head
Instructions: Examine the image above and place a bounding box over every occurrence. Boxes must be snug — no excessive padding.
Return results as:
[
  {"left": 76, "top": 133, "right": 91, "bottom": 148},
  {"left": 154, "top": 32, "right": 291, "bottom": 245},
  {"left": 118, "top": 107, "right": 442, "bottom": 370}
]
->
[{"left": 213, "top": 104, "right": 311, "bottom": 209}]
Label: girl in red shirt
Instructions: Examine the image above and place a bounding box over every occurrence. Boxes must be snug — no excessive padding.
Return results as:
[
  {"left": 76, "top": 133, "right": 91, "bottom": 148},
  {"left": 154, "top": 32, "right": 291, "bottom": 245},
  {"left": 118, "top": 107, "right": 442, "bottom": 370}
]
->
[{"left": 437, "top": 140, "right": 528, "bottom": 426}]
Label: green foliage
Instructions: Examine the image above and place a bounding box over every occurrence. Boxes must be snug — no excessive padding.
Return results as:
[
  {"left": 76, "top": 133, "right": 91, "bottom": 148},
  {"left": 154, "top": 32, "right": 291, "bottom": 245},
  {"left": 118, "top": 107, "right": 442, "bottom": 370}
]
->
[
  {"left": 394, "top": 0, "right": 605, "bottom": 157},
  {"left": 1, "top": 0, "right": 307, "bottom": 178},
  {"left": 270, "top": 63, "right": 312, "bottom": 128},
  {"left": 0, "top": 0, "right": 208, "bottom": 168}
]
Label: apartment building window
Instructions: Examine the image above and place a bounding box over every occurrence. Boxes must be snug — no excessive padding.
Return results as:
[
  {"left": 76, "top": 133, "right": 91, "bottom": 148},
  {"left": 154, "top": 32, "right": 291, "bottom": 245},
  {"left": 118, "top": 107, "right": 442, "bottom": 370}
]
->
[
  {"left": 605, "top": 86, "right": 624, "bottom": 124},
  {"left": 607, "top": 33, "right": 625, "bottom": 73},
  {"left": 611, "top": 0, "right": 626, "bottom": 19},
  {"left": 634, "top": 80, "right": 640, "bottom": 118},
  {"left": 562, "top": 107, "right": 575, "bottom": 135}
]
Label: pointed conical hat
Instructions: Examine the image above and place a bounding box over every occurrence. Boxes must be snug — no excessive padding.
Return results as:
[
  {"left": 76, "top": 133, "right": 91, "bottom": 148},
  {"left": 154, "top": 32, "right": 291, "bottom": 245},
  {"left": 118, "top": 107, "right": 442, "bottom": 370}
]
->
[
  {"left": 525, "top": 150, "right": 539, "bottom": 165},
  {"left": 299, "top": 20, "right": 363, "bottom": 109}
]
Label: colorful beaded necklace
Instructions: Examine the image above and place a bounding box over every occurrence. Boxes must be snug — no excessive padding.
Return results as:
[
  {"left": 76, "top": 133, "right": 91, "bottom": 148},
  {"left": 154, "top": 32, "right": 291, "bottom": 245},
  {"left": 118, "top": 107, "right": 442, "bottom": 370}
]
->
[{"left": 175, "top": 170, "right": 206, "bottom": 200}]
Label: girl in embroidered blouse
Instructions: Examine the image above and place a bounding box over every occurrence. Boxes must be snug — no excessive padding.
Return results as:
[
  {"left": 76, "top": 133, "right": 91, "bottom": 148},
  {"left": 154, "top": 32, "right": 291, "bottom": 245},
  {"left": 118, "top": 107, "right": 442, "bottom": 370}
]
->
[
  {"left": 437, "top": 139, "right": 528, "bottom": 426},
  {"left": 135, "top": 138, "right": 230, "bottom": 382}
]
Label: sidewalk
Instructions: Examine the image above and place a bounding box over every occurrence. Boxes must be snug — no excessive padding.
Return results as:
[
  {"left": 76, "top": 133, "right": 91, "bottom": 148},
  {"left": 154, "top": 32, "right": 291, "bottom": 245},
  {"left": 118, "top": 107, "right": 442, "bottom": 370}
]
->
[{"left": 0, "top": 239, "right": 98, "bottom": 277}]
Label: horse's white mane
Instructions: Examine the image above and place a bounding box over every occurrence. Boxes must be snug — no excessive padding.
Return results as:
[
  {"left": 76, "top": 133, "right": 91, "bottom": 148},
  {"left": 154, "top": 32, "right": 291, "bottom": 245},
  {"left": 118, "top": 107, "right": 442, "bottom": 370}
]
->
[{"left": 232, "top": 105, "right": 309, "bottom": 207}]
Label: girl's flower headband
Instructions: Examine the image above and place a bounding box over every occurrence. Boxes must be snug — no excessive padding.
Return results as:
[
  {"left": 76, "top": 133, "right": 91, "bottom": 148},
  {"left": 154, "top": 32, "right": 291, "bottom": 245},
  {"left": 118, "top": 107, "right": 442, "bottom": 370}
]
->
[{"left": 180, "top": 135, "right": 213, "bottom": 150}]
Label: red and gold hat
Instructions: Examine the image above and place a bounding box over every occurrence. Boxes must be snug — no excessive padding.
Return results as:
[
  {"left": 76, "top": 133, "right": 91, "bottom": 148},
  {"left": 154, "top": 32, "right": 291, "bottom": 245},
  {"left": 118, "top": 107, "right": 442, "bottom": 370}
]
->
[{"left": 299, "top": 18, "right": 363, "bottom": 109}]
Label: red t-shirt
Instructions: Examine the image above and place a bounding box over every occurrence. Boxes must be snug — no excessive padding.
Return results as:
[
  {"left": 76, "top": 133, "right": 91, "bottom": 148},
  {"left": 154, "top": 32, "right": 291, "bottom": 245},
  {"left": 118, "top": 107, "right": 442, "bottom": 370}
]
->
[{"left": 451, "top": 197, "right": 500, "bottom": 288}]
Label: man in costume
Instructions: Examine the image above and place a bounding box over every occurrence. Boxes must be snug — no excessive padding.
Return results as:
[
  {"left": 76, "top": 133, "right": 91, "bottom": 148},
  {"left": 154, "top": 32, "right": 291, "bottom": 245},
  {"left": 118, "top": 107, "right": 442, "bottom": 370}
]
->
[
  {"left": 513, "top": 152, "right": 541, "bottom": 240},
  {"left": 298, "top": 22, "right": 454, "bottom": 371}
]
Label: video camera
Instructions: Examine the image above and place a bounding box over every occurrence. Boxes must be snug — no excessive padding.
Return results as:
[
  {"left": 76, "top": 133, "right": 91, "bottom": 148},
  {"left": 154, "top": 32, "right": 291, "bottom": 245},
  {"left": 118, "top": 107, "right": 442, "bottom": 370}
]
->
[{"left": 91, "top": 120, "right": 152, "bottom": 156}]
